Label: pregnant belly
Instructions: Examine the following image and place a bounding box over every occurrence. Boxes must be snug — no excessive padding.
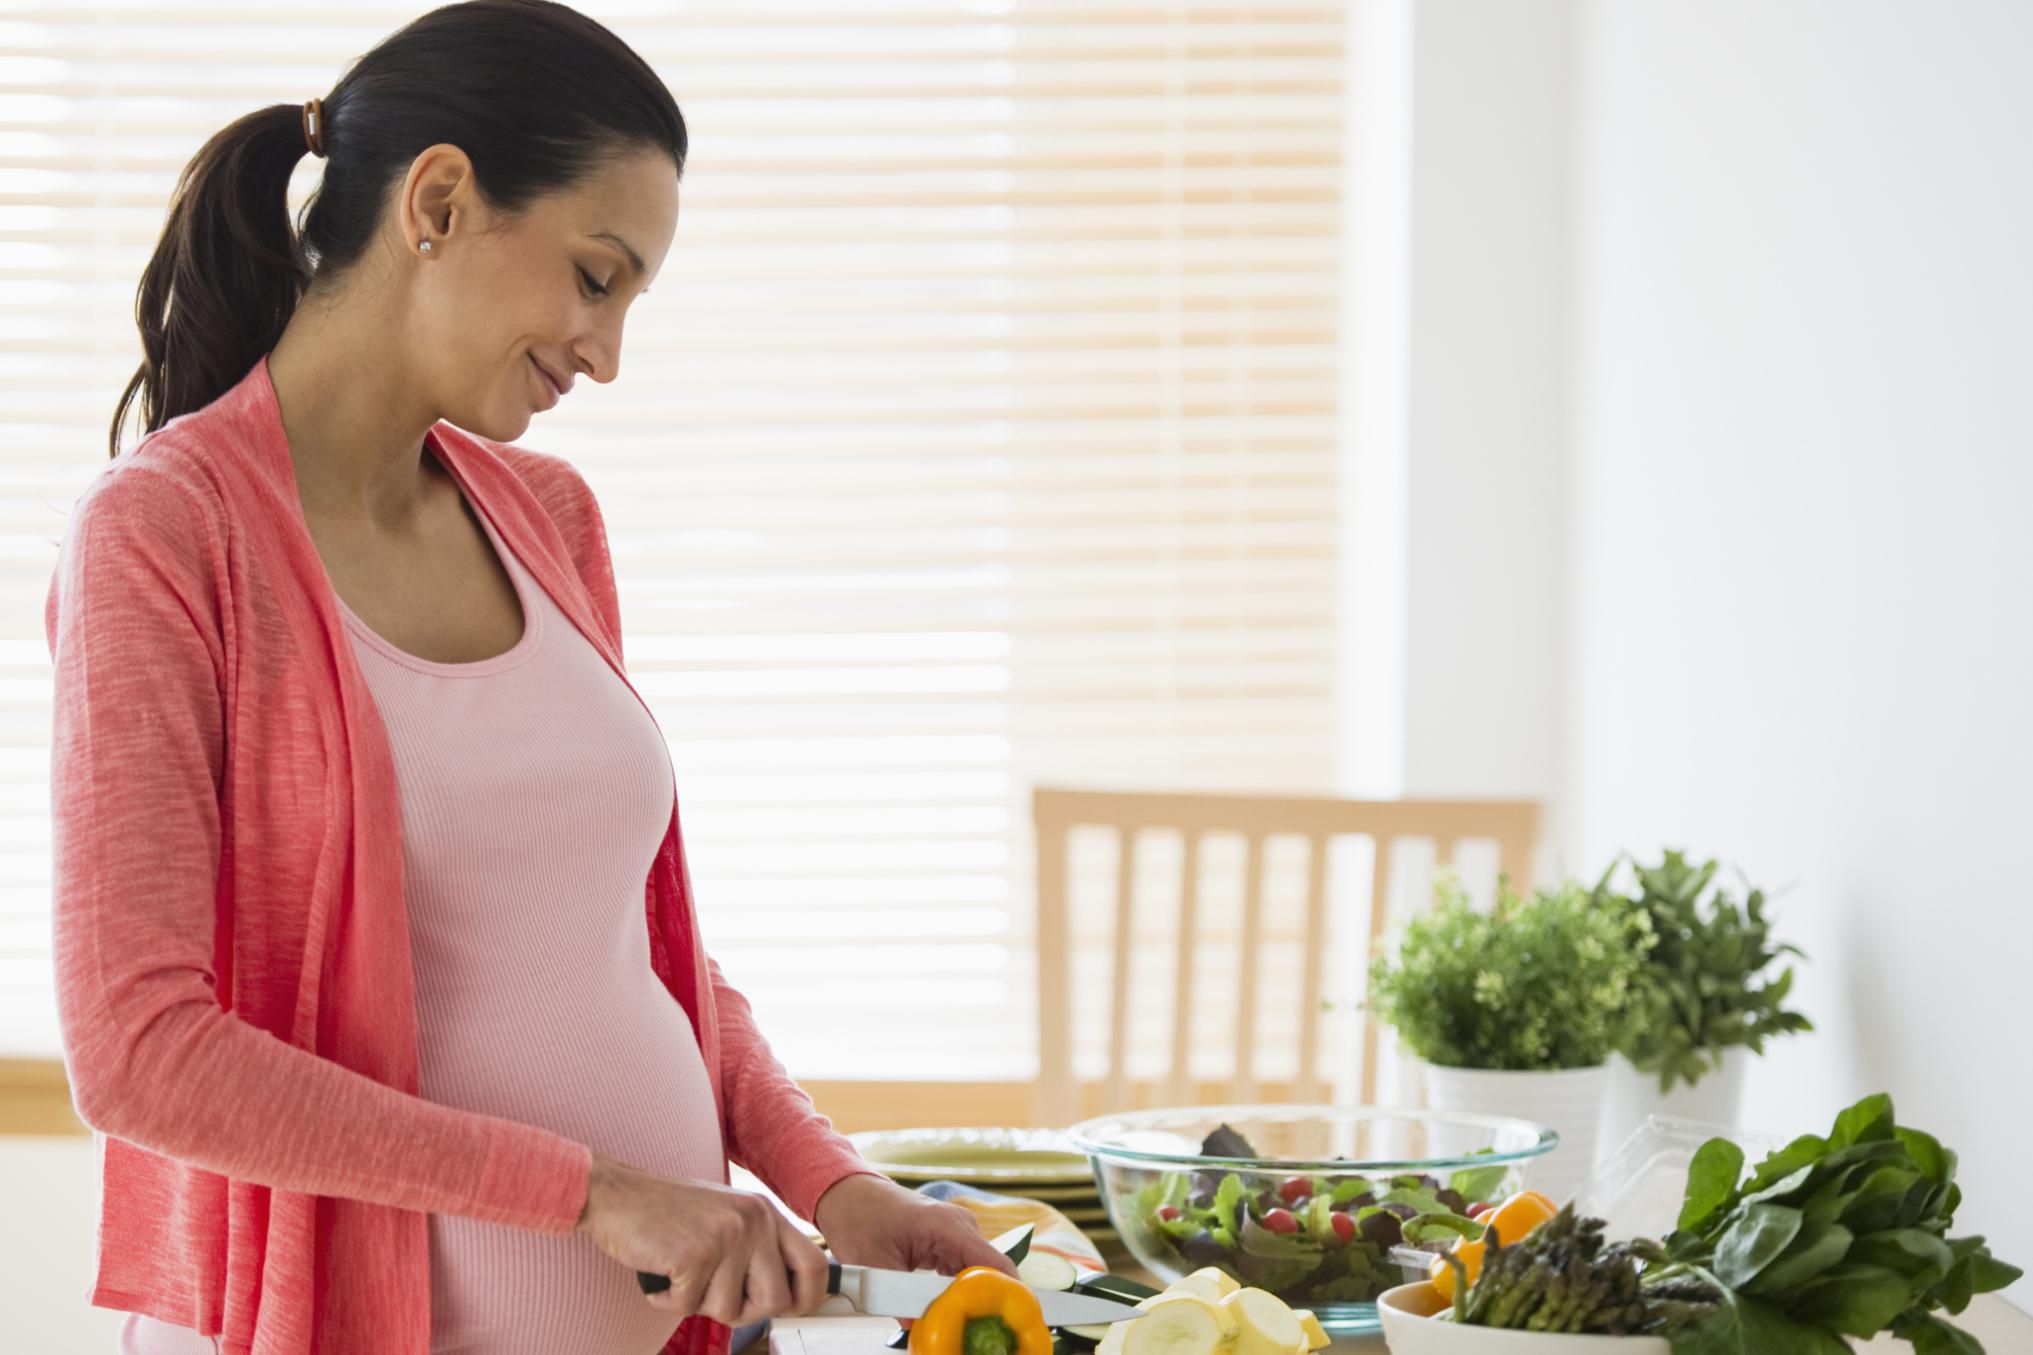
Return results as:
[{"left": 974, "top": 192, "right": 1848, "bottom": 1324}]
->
[{"left": 416, "top": 972, "right": 724, "bottom": 1355}]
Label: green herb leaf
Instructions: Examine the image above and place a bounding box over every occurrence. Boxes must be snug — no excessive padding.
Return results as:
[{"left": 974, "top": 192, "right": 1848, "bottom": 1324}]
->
[
  {"left": 1785, "top": 1262, "right": 1916, "bottom": 1338},
  {"left": 1896, "top": 1127, "right": 1955, "bottom": 1184},
  {"left": 1672, "top": 1279, "right": 1849, "bottom": 1355},
  {"left": 1212, "top": 1173, "right": 1243, "bottom": 1225},
  {"left": 1829, "top": 1094, "right": 1895, "bottom": 1149},
  {"left": 1379, "top": 1183, "right": 1449, "bottom": 1217},
  {"left": 1741, "top": 1221, "right": 1852, "bottom": 1295},
  {"left": 1897, "top": 1313, "right": 1986, "bottom": 1355},
  {"left": 1448, "top": 1151, "right": 1509, "bottom": 1205},
  {"left": 1843, "top": 1167, "right": 1928, "bottom": 1235},
  {"left": 1402, "top": 1212, "right": 1486, "bottom": 1244},
  {"left": 1713, "top": 1203, "right": 1805, "bottom": 1289},
  {"left": 1748, "top": 1135, "right": 1830, "bottom": 1194},
  {"left": 1846, "top": 1229, "right": 1954, "bottom": 1290},
  {"left": 1969, "top": 1250, "right": 2024, "bottom": 1295},
  {"left": 1680, "top": 1138, "right": 1746, "bottom": 1232},
  {"left": 1327, "top": 1177, "right": 1376, "bottom": 1205},
  {"left": 1741, "top": 1164, "right": 1817, "bottom": 1209}
]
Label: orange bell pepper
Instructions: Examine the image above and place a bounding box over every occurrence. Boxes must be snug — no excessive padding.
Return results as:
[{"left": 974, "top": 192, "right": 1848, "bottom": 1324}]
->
[
  {"left": 1429, "top": 1189, "right": 1559, "bottom": 1300},
  {"left": 906, "top": 1266, "right": 1054, "bottom": 1355}
]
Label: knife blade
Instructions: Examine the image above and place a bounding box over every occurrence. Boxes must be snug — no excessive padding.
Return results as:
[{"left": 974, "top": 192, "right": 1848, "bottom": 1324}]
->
[{"left": 637, "top": 1261, "right": 1147, "bottom": 1327}]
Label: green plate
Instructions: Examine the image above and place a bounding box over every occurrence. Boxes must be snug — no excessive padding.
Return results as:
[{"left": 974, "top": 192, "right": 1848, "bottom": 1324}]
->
[{"left": 850, "top": 1127, "right": 1095, "bottom": 1184}]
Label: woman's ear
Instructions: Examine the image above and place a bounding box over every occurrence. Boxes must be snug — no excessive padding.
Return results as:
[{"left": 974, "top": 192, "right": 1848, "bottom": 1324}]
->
[{"left": 397, "top": 143, "right": 477, "bottom": 252}]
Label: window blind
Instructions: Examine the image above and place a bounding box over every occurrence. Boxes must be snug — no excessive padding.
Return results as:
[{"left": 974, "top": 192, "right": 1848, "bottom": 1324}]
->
[{"left": 0, "top": 1, "right": 1347, "bottom": 1082}]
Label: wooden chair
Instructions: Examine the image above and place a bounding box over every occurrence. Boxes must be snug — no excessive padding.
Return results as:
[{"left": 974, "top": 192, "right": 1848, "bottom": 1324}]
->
[{"left": 1031, "top": 787, "right": 1541, "bottom": 1126}]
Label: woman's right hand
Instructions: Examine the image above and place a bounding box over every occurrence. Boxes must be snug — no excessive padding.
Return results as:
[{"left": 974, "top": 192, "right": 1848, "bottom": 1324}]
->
[{"left": 578, "top": 1152, "right": 834, "bottom": 1325}]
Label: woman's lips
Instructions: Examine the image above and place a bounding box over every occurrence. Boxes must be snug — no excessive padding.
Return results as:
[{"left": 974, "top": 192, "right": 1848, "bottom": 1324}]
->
[{"left": 530, "top": 355, "right": 562, "bottom": 408}]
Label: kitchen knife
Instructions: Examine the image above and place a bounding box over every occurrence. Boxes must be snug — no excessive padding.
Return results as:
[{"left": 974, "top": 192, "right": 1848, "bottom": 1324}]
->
[{"left": 637, "top": 1261, "right": 1147, "bottom": 1327}]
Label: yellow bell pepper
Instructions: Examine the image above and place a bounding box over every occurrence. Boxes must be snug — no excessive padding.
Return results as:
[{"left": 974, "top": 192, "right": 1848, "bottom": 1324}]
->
[
  {"left": 907, "top": 1266, "right": 1055, "bottom": 1355},
  {"left": 1428, "top": 1190, "right": 1559, "bottom": 1300}
]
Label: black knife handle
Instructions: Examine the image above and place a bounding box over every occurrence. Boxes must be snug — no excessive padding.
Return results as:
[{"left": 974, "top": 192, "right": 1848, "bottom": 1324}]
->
[{"left": 639, "top": 1258, "right": 843, "bottom": 1299}]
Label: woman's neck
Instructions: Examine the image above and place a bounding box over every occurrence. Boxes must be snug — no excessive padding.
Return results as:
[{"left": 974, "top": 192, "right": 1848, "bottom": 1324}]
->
[{"left": 266, "top": 287, "right": 440, "bottom": 531}]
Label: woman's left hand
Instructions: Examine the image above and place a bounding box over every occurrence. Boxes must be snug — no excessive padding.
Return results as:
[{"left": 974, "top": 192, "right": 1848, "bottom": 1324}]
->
[{"left": 811, "top": 1173, "right": 1021, "bottom": 1278}]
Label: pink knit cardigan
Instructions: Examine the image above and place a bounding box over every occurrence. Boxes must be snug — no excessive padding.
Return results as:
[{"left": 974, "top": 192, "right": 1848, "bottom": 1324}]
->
[{"left": 46, "top": 355, "right": 876, "bottom": 1355}]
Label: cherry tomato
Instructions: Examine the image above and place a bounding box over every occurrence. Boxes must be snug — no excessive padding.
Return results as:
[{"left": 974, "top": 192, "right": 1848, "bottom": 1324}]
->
[
  {"left": 1466, "top": 1201, "right": 1494, "bottom": 1219},
  {"left": 1277, "top": 1176, "right": 1313, "bottom": 1207},
  {"left": 1328, "top": 1211, "right": 1356, "bottom": 1244},
  {"left": 1261, "top": 1208, "right": 1299, "bottom": 1234},
  {"left": 1156, "top": 1205, "right": 1181, "bottom": 1222}
]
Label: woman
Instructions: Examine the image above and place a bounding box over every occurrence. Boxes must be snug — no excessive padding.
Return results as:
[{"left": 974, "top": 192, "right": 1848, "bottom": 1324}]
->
[{"left": 46, "top": 3, "right": 1014, "bottom": 1353}]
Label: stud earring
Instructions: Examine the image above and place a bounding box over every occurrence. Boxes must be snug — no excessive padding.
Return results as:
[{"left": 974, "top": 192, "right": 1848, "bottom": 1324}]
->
[{"left": 419, "top": 240, "right": 432, "bottom": 253}]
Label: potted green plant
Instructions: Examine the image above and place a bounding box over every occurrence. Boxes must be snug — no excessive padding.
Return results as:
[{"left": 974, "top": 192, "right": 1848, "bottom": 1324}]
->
[
  {"left": 1593, "top": 849, "right": 1812, "bottom": 1139},
  {"left": 1368, "top": 876, "right": 1652, "bottom": 1200}
]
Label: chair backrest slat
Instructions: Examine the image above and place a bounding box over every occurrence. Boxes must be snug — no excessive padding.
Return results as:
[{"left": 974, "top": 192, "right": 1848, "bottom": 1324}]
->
[
  {"left": 1294, "top": 833, "right": 1332, "bottom": 1103},
  {"left": 1232, "top": 833, "right": 1267, "bottom": 1102},
  {"left": 1033, "top": 788, "right": 1541, "bottom": 1123},
  {"left": 1165, "top": 830, "right": 1205, "bottom": 1106}
]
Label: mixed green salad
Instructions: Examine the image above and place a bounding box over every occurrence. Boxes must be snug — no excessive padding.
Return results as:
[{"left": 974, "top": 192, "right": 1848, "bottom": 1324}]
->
[{"left": 1122, "top": 1124, "right": 1514, "bottom": 1306}]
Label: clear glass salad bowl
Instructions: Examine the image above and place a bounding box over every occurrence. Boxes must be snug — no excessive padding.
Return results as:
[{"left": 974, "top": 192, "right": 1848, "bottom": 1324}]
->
[{"left": 1066, "top": 1104, "right": 1557, "bottom": 1336}]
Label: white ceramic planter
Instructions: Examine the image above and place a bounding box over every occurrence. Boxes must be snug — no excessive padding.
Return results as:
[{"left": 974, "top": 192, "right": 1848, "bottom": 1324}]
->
[
  {"left": 1423, "top": 1063, "right": 1610, "bottom": 1203},
  {"left": 1599, "top": 1047, "right": 1748, "bottom": 1153}
]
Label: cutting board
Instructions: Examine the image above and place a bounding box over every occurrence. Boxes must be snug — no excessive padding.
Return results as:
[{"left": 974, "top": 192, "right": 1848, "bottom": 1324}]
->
[
  {"left": 761, "top": 1299, "right": 2032, "bottom": 1354},
  {"left": 764, "top": 1309, "right": 1392, "bottom": 1354},
  {"left": 767, "top": 1311, "right": 900, "bottom": 1355}
]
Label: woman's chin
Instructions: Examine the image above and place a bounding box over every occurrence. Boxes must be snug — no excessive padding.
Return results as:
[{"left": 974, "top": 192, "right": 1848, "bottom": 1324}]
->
[{"left": 461, "top": 404, "right": 536, "bottom": 443}]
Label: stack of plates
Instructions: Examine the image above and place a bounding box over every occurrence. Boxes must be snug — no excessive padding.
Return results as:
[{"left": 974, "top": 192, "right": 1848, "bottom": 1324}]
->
[{"left": 847, "top": 1127, "right": 1129, "bottom": 1265}]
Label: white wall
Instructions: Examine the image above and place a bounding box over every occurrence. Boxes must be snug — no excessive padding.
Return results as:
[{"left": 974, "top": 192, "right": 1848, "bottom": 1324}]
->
[
  {"left": 1566, "top": 0, "right": 2033, "bottom": 1289},
  {"left": 1399, "top": 0, "right": 1575, "bottom": 820},
  {"left": 2, "top": 1137, "right": 124, "bottom": 1349}
]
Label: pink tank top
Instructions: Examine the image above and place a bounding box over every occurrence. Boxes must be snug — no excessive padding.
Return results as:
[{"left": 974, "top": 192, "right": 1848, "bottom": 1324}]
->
[{"left": 125, "top": 484, "right": 725, "bottom": 1354}]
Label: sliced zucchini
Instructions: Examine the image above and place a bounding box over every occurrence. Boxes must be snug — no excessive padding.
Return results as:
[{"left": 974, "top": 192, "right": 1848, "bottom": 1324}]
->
[
  {"left": 1123, "top": 1295, "right": 1227, "bottom": 1355},
  {"left": 1218, "top": 1289, "right": 1301, "bottom": 1355},
  {"left": 1016, "top": 1249, "right": 1079, "bottom": 1292},
  {"left": 1168, "top": 1269, "right": 1236, "bottom": 1304},
  {"left": 1074, "top": 1273, "right": 1162, "bottom": 1304},
  {"left": 991, "top": 1223, "right": 1036, "bottom": 1265}
]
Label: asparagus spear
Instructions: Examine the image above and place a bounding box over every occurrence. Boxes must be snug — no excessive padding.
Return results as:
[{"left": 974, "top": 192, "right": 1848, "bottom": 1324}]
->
[{"left": 1457, "top": 1203, "right": 1721, "bottom": 1336}]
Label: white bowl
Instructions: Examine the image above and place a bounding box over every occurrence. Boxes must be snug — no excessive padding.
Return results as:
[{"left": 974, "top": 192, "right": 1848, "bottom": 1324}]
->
[{"left": 1375, "top": 1283, "right": 1670, "bottom": 1354}]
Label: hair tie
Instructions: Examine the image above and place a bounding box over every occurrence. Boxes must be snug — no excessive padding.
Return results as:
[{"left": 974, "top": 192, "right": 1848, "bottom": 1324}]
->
[{"left": 302, "top": 97, "right": 326, "bottom": 158}]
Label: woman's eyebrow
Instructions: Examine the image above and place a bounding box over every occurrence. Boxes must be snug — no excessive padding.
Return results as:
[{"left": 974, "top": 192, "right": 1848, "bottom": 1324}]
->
[{"left": 587, "top": 230, "right": 648, "bottom": 286}]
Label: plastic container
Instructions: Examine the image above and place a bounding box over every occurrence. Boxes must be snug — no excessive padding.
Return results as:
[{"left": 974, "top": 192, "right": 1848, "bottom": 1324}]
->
[{"left": 1574, "top": 1114, "right": 1782, "bottom": 1241}]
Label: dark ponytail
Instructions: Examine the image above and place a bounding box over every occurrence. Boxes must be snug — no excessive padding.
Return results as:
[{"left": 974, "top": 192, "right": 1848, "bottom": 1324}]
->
[
  {"left": 108, "top": 104, "right": 312, "bottom": 459},
  {"left": 110, "top": 0, "right": 686, "bottom": 458}
]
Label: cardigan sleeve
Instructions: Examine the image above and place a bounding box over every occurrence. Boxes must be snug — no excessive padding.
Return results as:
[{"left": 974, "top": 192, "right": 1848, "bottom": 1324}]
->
[
  {"left": 707, "top": 954, "right": 882, "bottom": 1224},
  {"left": 46, "top": 465, "right": 591, "bottom": 1235}
]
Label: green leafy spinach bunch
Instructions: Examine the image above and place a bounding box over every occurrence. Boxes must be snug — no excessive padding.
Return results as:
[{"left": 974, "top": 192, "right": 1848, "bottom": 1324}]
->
[{"left": 1658, "top": 1093, "right": 2021, "bottom": 1355}]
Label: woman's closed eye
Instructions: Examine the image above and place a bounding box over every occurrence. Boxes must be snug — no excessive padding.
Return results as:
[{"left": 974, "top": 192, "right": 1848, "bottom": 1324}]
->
[{"left": 577, "top": 266, "right": 609, "bottom": 298}]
